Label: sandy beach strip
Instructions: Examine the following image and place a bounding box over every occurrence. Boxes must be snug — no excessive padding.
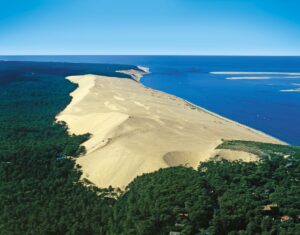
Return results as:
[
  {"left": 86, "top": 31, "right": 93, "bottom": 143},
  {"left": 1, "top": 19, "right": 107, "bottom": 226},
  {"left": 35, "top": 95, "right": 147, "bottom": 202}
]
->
[{"left": 56, "top": 68, "right": 284, "bottom": 188}]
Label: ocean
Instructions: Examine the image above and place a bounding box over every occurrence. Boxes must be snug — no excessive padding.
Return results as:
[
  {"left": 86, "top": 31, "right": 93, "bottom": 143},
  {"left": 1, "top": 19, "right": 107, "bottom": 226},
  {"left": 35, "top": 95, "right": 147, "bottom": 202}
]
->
[{"left": 1, "top": 55, "right": 300, "bottom": 145}]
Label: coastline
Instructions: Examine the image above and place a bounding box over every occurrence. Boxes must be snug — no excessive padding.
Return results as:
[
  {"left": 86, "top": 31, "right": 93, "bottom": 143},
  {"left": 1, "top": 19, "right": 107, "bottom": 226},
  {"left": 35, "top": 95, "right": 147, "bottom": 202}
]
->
[{"left": 56, "top": 68, "right": 285, "bottom": 188}]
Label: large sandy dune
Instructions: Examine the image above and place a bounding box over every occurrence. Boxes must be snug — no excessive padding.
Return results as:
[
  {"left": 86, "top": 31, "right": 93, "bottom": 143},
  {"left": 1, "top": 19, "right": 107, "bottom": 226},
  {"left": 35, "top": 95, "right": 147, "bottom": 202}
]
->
[{"left": 56, "top": 71, "right": 284, "bottom": 188}]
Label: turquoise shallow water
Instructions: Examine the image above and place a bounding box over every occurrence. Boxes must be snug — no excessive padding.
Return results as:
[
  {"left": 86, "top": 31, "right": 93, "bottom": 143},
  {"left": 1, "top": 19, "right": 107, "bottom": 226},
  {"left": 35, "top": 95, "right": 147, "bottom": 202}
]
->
[{"left": 1, "top": 56, "right": 300, "bottom": 145}]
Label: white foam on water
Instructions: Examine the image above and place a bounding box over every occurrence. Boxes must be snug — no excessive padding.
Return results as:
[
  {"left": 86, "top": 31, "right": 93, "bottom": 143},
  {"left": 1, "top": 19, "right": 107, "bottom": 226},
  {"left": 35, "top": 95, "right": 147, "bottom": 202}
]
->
[
  {"left": 211, "top": 71, "right": 300, "bottom": 75},
  {"left": 280, "top": 88, "right": 300, "bottom": 92},
  {"left": 226, "top": 76, "right": 300, "bottom": 80}
]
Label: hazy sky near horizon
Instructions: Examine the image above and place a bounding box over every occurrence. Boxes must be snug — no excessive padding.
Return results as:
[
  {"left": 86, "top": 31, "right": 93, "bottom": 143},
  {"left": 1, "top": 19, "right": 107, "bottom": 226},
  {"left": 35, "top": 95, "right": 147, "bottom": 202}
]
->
[{"left": 1, "top": 0, "right": 300, "bottom": 55}]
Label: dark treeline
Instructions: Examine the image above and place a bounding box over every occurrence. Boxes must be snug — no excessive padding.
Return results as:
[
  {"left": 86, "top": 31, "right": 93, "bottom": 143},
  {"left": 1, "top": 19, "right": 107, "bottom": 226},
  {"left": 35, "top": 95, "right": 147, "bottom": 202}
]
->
[
  {"left": 0, "top": 61, "right": 134, "bottom": 234},
  {"left": 113, "top": 154, "right": 300, "bottom": 235},
  {"left": 0, "top": 62, "right": 299, "bottom": 235}
]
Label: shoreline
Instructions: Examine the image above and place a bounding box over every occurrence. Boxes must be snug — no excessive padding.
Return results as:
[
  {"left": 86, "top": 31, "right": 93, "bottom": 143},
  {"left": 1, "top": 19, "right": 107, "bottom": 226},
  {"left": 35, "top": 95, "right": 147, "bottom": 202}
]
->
[
  {"left": 56, "top": 68, "right": 285, "bottom": 188},
  {"left": 121, "top": 68, "right": 285, "bottom": 145},
  {"left": 182, "top": 99, "right": 286, "bottom": 145}
]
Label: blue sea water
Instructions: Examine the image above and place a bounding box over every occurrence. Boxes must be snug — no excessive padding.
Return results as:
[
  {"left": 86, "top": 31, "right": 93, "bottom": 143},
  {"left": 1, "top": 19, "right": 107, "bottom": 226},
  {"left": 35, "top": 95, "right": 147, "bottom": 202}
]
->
[{"left": 1, "top": 56, "right": 300, "bottom": 145}]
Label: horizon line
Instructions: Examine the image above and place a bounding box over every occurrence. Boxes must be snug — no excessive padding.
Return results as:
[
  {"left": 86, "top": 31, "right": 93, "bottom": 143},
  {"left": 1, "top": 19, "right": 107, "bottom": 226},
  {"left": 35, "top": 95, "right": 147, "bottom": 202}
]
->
[{"left": 1, "top": 54, "right": 300, "bottom": 57}]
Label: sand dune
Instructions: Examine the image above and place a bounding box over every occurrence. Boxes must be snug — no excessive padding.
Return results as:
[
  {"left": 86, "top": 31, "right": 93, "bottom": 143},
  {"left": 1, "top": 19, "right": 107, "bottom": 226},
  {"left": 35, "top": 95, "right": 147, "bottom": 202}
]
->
[{"left": 56, "top": 71, "right": 284, "bottom": 188}]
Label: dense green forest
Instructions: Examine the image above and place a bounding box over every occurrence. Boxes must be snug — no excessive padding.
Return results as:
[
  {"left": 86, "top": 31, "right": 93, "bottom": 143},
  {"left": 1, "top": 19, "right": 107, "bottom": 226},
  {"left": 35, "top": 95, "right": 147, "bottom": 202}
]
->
[
  {"left": 0, "top": 62, "right": 299, "bottom": 235},
  {"left": 0, "top": 61, "right": 134, "bottom": 235},
  {"left": 112, "top": 142, "right": 300, "bottom": 235}
]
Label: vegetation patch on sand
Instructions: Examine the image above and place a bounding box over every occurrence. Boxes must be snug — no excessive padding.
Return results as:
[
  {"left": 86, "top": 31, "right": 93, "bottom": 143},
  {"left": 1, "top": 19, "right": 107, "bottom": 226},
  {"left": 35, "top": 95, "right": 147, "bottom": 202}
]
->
[{"left": 217, "top": 140, "right": 300, "bottom": 158}]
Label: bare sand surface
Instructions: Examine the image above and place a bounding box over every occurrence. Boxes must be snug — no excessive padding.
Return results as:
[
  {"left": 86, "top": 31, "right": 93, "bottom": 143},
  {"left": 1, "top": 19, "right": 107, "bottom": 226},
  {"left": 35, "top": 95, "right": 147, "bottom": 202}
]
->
[{"left": 56, "top": 70, "right": 284, "bottom": 188}]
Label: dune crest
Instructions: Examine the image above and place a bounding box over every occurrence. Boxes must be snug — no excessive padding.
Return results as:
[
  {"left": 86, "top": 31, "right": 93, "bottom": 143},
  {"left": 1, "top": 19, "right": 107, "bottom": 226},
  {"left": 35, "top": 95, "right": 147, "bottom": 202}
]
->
[{"left": 56, "top": 71, "right": 284, "bottom": 188}]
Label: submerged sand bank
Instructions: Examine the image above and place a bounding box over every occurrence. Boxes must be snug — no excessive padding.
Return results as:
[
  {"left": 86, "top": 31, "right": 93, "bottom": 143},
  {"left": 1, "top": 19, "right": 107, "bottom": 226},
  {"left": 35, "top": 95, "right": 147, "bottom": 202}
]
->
[{"left": 56, "top": 70, "right": 284, "bottom": 188}]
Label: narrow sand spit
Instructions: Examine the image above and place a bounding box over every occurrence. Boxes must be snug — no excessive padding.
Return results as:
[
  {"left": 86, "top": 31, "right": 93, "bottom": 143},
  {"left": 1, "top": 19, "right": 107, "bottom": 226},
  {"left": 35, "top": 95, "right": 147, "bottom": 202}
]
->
[
  {"left": 56, "top": 70, "right": 284, "bottom": 188},
  {"left": 116, "top": 65, "right": 149, "bottom": 82}
]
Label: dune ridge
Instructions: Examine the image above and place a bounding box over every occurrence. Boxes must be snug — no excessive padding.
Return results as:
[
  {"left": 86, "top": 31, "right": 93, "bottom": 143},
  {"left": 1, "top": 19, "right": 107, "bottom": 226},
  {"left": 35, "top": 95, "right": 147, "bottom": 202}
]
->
[{"left": 56, "top": 69, "right": 284, "bottom": 188}]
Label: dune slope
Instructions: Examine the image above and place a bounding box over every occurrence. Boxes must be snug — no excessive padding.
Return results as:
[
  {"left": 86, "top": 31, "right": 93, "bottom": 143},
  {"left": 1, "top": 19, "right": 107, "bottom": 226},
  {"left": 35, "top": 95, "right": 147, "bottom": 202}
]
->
[{"left": 56, "top": 71, "right": 284, "bottom": 188}]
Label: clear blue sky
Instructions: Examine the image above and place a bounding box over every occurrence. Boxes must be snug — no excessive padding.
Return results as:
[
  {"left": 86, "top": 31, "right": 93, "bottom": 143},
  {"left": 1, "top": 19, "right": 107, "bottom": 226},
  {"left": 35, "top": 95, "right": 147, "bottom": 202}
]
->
[{"left": 1, "top": 0, "right": 300, "bottom": 55}]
